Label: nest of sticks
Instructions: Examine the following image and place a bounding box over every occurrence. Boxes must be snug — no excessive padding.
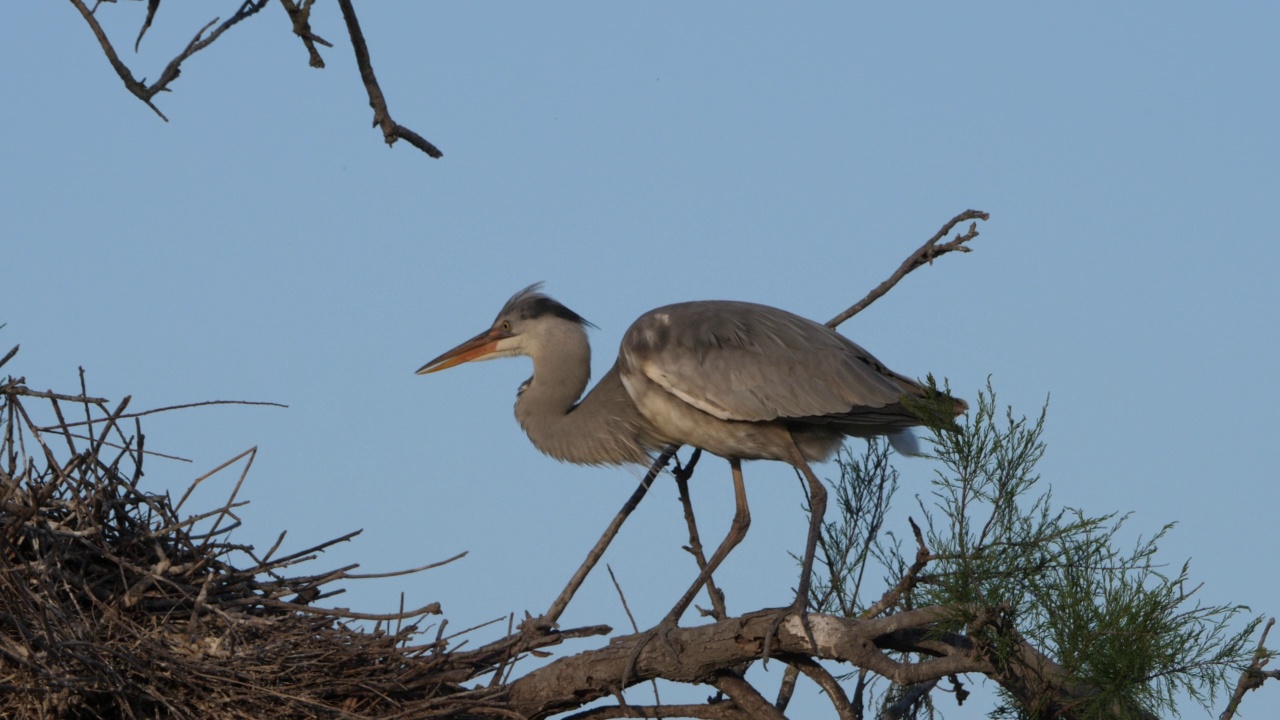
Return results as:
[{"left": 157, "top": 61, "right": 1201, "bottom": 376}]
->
[{"left": 0, "top": 344, "right": 516, "bottom": 719}]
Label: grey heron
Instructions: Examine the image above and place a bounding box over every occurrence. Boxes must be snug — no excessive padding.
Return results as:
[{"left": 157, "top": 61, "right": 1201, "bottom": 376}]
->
[{"left": 417, "top": 284, "right": 965, "bottom": 629}]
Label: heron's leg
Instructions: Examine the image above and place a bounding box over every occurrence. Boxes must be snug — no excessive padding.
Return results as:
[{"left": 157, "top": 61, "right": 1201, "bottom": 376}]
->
[
  {"left": 763, "top": 434, "right": 827, "bottom": 659},
  {"left": 791, "top": 456, "right": 827, "bottom": 612},
  {"left": 664, "top": 457, "right": 751, "bottom": 625},
  {"left": 622, "top": 458, "right": 750, "bottom": 685}
]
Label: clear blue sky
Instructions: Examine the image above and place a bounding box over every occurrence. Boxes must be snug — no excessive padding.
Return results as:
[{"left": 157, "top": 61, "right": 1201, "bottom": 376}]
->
[{"left": 3, "top": 3, "right": 1277, "bottom": 717}]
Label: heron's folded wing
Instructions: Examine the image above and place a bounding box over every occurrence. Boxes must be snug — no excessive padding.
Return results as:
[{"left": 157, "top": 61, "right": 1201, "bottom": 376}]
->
[{"left": 625, "top": 301, "right": 916, "bottom": 423}]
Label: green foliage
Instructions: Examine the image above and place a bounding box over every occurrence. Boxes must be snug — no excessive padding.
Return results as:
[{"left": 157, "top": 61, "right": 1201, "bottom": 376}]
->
[{"left": 815, "top": 380, "right": 1263, "bottom": 719}]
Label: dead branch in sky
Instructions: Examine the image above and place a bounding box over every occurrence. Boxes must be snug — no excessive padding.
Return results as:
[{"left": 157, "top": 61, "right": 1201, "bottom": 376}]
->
[{"left": 67, "top": 0, "right": 441, "bottom": 157}]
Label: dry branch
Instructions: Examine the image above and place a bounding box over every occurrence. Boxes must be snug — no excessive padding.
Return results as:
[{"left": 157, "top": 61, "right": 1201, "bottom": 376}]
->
[
  {"left": 826, "top": 209, "right": 989, "bottom": 329},
  {"left": 70, "top": 0, "right": 270, "bottom": 122},
  {"left": 68, "top": 0, "right": 442, "bottom": 157},
  {"left": 336, "top": 0, "right": 443, "bottom": 158}
]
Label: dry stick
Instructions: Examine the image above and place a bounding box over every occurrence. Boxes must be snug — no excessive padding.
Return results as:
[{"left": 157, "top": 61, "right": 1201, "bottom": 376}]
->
[
  {"left": 45, "top": 397, "right": 81, "bottom": 466},
  {"left": 539, "top": 445, "right": 678, "bottom": 628},
  {"left": 344, "top": 551, "right": 467, "bottom": 579},
  {"left": 335, "top": 0, "right": 443, "bottom": 158},
  {"left": 607, "top": 564, "right": 663, "bottom": 709},
  {"left": 87, "top": 396, "right": 132, "bottom": 468},
  {"left": 43, "top": 399, "right": 287, "bottom": 432},
  {"left": 69, "top": 0, "right": 271, "bottom": 121},
  {"left": 251, "top": 597, "right": 443, "bottom": 622},
  {"left": 174, "top": 447, "right": 257, "bottom": 512},
  {"left": 51, "top": 431, "right": 192, "bottom": 463},
  {"left": 68, "top": 0, "right": 160, "bottom": 116},
  {"left": 826, "top": 209, "right": 988, "bottom": 330},
  {"left": 672, "top": 449, "right": 730, "bottom": 620},
  {"left": 277, "top": 0, "right": 332, "bottom": 68},
  {"left": 606, "top": 565, "right": 643, "bottom": 636},
  {"left": 201, "top": 447, "right": 254, "bottom": 547},
  {"left": 0, "top": 343, "right": 19, "bottom": 370},
  {"left": 861, "top": 517, "right": 933, "bottom": 619}
]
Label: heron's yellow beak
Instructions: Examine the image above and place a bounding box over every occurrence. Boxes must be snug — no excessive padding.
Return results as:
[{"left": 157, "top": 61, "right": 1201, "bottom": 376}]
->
[{"left": 415, "top": 327, "right": 512, "bottom": 375}]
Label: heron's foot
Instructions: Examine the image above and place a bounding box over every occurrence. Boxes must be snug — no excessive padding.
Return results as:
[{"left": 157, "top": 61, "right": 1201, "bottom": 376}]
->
[
  {"left": 621, "top": 616, "right": 681, "bottom": 687},
  {"left": 762, "top": 595, "right": 816, "bottom": 665}
]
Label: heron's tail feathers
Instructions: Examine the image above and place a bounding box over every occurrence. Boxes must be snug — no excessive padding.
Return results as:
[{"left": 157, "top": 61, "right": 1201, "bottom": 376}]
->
[{"left": 888, "top": 430, "right": 921, "bottom": 457}]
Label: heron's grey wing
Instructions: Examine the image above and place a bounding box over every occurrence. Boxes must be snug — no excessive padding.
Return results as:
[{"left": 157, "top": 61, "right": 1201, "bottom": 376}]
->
[{"left": 621, "top": 301, "right": 921, "bottom": 423}]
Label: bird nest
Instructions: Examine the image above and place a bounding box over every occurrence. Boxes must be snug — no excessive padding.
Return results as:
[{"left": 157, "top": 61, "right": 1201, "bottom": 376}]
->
[{"left": 0, "top": 345, "right": 510, "bottom": 719}]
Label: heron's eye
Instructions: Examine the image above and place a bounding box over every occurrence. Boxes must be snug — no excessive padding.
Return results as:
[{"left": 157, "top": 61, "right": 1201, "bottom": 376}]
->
[{"left": 501, "top": 320, "right": 512, "bottom": 332}]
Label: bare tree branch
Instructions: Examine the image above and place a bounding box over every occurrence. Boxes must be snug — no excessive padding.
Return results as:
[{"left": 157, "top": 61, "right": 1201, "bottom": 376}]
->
[
  {"left": 134, "top": 0, "right": 160, "bottom": 52},
  {"left": 277, "top": 0, "right": 331, "bottom": 68},
  {"left": 69, "top": 0, "right": 442, "bottom": 156},
  {"left": 537, "top": 446, "right": 677, "bottom": 629},
  {"left": 860, "top": 517, "right": 932, "bottom": 619},
  {"left": 673, "top": 449, "right": 730, "bottom": 621},
  {"left": 70, "top": 0, "right": 271, "bottom": 121},
  {"left": 826, "top": 210, "right": 989, "bottom": 329},
  {"left": 335, "top": 0, "right": 443, "bottom": 158}
]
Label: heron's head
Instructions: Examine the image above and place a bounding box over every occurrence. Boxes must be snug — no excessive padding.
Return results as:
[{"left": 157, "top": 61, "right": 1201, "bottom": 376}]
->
[{"left": 416, "top": 283, "right": 595, "bottom": 375}]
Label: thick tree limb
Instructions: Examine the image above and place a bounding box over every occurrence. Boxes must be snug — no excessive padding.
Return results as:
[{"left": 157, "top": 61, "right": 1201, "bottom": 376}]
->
[{"left": 506, "top": 607, "right": 1116, "bottom": 720}]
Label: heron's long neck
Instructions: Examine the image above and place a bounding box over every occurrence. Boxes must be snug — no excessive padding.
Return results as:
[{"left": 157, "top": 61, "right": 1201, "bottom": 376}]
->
[{"left": 514, "top": 327, "right": 650, "bottom": 466}]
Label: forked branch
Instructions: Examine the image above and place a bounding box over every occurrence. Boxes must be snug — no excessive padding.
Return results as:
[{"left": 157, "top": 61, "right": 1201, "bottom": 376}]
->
[
  {"left": 69, "top": 0, "right": 270, "bottom": 121},
  {"left": 826, "top": 209, "right": 989, "bottom": 329},
  {"left": 68, "top": 0, "right": 442, "bottom": 156}
]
